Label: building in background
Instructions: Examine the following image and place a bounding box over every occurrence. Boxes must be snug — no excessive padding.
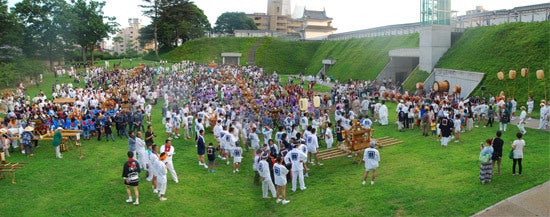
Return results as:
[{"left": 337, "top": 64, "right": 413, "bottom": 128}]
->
[
  {"left": 296, "top": 9, "right": 337, "bottom": 40},
  {"left": 112, "top": 18, "right": 144, "bottom": 55},
  {"left": 245, "top": 0, "right": 336, "bottom": 40}
]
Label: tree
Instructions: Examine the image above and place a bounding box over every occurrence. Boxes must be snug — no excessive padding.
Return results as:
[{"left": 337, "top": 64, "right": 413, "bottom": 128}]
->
[
  {"left": 61, "top": 0, "right": 117, "bottom": 63},
  {"left": 140, "top": 0, "right": 163, "bottom": 56},
  {"left": 142, "top": 0, "right": 210, "bottom": 50},
  {"left": 13, "top": 0, "right": 67, "bottom": 71},
  {"left": 138, "top": 24, "right": 154, "bottom": 50},
  {"left": 0, "top": 0, "right": 23, "bottom": 62},
  {"left": 214, "top": 12, "right": 257, "bottom": 34}
]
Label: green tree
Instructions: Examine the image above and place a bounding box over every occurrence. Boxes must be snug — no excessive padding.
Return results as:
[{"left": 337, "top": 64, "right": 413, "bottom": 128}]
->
[
  {"left": 214, "top": 12, "right": 257, "bottom": 34},
  {"left": 138, "top": 24, "right": 154, "bottom": 49},
  {"left": 60, "top": 0, "right": 117, "bottom": 63},
  {"left": 140, "top": 0, "right": 163, "bottom": 56},
  {"left": 156, "top": 0, "right": 210, "bottom": 49},
  {"left": 13, "top": 0, "right": 67, "bottom": 71},
  {"left": 125, "top": 39, "right": 139, "bottom": 58},
  {"left": 0, "top": 0, "right": 23, "bottom": 62}
]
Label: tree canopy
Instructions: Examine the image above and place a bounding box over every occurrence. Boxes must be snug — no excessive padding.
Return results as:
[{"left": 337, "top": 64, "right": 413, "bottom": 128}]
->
[
  {"left": 214, "top": 12, "right": 257, "bottom": 34},
  {"left": 141, "top": 0, "right": 210, "bottom": 51}
]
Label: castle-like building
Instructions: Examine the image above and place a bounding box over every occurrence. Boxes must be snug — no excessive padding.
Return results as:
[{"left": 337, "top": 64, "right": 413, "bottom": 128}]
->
[{"left": 240, "top": 0, "right": 336, "bottom": 40}]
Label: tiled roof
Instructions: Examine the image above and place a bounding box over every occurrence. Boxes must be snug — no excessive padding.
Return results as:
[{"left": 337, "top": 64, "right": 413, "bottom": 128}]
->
[{"left": 302, "top": 9, "right": 332, "bottom": 20}]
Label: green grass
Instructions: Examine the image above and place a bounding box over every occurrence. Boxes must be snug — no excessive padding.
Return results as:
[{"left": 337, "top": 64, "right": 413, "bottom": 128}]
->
[
  {"left": 255, "top": 37, "right": 321, "bottom": 74},
  {"left": 279, "top": 75, "right": 332, "bottom": 93},
  {"left": 401, "top": 68, "right": 429, "bottom": 93},
  {"left": 437, "top": 21, "right": 550, "bottom": 105},
  {"left": 161, "top": 37, "right": 261, "bottom": 64},
  {"left": 1, "top": 94, "right": 548, "bottom": 216},
  {"left": 306, "top": 34, "right": 419, "bottom": 81},
  {"left": 159, "top": 35, "right": 419, "bottom": 81}
]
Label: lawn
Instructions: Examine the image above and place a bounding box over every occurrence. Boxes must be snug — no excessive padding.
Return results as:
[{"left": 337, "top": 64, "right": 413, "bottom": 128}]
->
[{"left": 1, "top": 73, "right": 548, "bottom": 216}]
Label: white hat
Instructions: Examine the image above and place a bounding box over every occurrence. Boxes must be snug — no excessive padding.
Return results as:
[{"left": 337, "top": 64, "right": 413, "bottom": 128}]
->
[
  {"left": 57, "top": 127, "right": 63, "bottom": 130},
  {"left": 0, "top": 128, "right": 7, "bottom": 134},
  {"left": 24, "top": 126, "right": 34, "bottom": 132}
]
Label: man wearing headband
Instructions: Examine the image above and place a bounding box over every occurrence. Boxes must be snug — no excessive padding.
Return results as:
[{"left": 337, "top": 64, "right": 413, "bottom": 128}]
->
[{"left": 160, "top": 138, "right": 179, "bottom": 183}]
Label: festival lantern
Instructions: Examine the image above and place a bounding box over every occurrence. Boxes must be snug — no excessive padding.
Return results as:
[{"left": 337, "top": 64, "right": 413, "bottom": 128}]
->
[
  {"left": 521, "top": 68, "right": 528, "bottom": 77},
  {"left": 497, "top": 71, "right": 504, "bottom": 80},
  {"left": 299, "top": 98, "right": 308, "bottom": 111},
  {"left": 313, "top": 95, "right": 321, "bottom": 108},
  {"left": 509, "top": 70, "right": 516, "bottom": 80}
]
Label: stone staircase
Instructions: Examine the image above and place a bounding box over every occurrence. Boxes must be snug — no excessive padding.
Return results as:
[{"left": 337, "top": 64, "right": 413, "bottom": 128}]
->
[{"left": 247, "top": 38, "right": 264, "bottom": 65}]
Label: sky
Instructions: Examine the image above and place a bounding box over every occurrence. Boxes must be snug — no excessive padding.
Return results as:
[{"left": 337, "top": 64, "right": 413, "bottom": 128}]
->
[{"left": 7, "top": 0, "right": 550, "bottom": 33}]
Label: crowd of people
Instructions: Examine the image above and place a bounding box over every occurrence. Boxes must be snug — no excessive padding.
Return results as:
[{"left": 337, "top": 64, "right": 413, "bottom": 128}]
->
[{"left": 0, "top": 59, "right": 547, "bottom": 205}]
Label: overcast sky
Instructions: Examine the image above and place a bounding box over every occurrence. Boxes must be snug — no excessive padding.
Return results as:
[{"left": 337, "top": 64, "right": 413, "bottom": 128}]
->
[{"left": 7, "top": 0, "right": 549, "bottom": 33}]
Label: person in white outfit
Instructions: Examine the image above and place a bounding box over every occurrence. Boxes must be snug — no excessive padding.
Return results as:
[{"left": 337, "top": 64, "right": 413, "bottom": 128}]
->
[
  {"left": 539, "top": 101, "right": 548, "bottom": 130},
  {"left": 362, "top": 141, "right": 380, "bottom": 185},
  {"left": 284, "top": 144, "right": 307, "bottom": 192},
  {"left": 249, "top": 127, "right": 260, "bottom": 150},
  {"left": 306, "top": 128, "right": 322, "bottom": 166},
  {"left": 258, "top": 154, "right": 276, "bottom": 199},
  {"left": 135, "top": 132, "right": 148, "bottom": 171},
  {"left": 517, "top": 106, "right": 527, "bottom": 135},
  {"left": 378, "top": 102, "right": 389, "bottom": 125},
  {"left": 324, "top": 122, "right": 333, "bottom": 149},
  {"left": 155, "top": 153, "right": 168, "bottom": 201},
  {"left": 273, "top": 156, "right": 290, "bottom": 204},
  {"left": 160, "top": 139, "right": 178, "bottom": 183}
]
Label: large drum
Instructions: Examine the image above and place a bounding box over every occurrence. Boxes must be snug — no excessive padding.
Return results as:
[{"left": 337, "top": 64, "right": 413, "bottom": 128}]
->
[
  {"left": 453, "top": 85, "right": 462, "bottom": 94},
  {"left": 433, "top": 80, "right": 449, "bottom": 92}
]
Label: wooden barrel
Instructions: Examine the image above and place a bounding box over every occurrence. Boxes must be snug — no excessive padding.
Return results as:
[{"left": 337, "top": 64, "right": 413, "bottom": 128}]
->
[
  {"left": 416, "top": 82, "right": 424, "bottom": 89},
  {"left": 453, "top": 85, "right": 462, "bottom": 94},
  {"left": 433, "top": 80, "right": 449, "bottom": 92}
]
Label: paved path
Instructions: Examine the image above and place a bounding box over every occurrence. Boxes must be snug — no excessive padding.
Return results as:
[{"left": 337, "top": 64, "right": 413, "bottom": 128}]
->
[{"left": 472, "top": 181, "right": 550, "bottom": 217}]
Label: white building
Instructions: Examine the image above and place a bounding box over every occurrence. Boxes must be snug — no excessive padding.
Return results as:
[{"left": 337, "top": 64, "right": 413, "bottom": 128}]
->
[{"left": 112, "top": 18, "right": 143, "bottom": 55}]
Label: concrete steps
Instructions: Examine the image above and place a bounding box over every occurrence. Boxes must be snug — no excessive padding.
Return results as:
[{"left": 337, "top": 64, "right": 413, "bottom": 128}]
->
[{"left": 247, "top": 38, "right": 264, "bottom": 65}]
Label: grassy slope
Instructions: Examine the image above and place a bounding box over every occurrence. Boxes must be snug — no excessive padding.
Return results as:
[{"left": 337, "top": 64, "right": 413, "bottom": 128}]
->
[
  {"left": 254, "top": 37, "right": 320, "bottom": 74},
  {"left": 437, "top": 21, "right": 550, "bottom": 105},
  {"left": 307, "top": 34, "right": 419, "bottom": 81},
  {"left": 1, "top": 74, "right": 549, "bottom": 216},
  {"left": 401, "top": 68, "right": 429, "bottom": 93},
  {"left": 160, "top": 37, "right": 261, "bottom": 64},
  {"left": 161, "top": 35, "right": 419, "bottom": 81}
]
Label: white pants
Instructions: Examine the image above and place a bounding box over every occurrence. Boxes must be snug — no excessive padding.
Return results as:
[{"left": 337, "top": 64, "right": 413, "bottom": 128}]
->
[
  {"left": 137, "top": 151, "right": 147, "bottom": 170},
  {"left": 166, "top": 160, "right": 178, "bottom": 182},
  {"left": 147, "top": 165, "right": 154, "bottom": 181},
  {"left": 326, "top": 138, "right": 333, "bottom": 149},
  {"left": 441, "top": 137, "right": 450, "bottom": 147},
  {"left": 499, "top": 123, "right": 507, "bottom": 131},
  {"left": 540, "top": 118, "right": 548, "bottom": 129},
  {"left": 291, "top": 169, "right": 305, "bottom": 191},
  {"left": 262, "top": 179, "right": 276, "bottom": 198},
  {"left": 157, "top": 177, "right": 167, "bottom": 195},
  {"left": 55, "top": 146, "right": 62, "bottom": 158},
  {"left": 517, "top": 122, "right": 526, "bottom": 134}
]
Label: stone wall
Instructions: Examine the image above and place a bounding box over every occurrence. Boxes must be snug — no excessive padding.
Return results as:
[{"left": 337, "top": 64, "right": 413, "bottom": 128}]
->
[{"left": 425, "top": 68, "right": 485, "bottom": 98}]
